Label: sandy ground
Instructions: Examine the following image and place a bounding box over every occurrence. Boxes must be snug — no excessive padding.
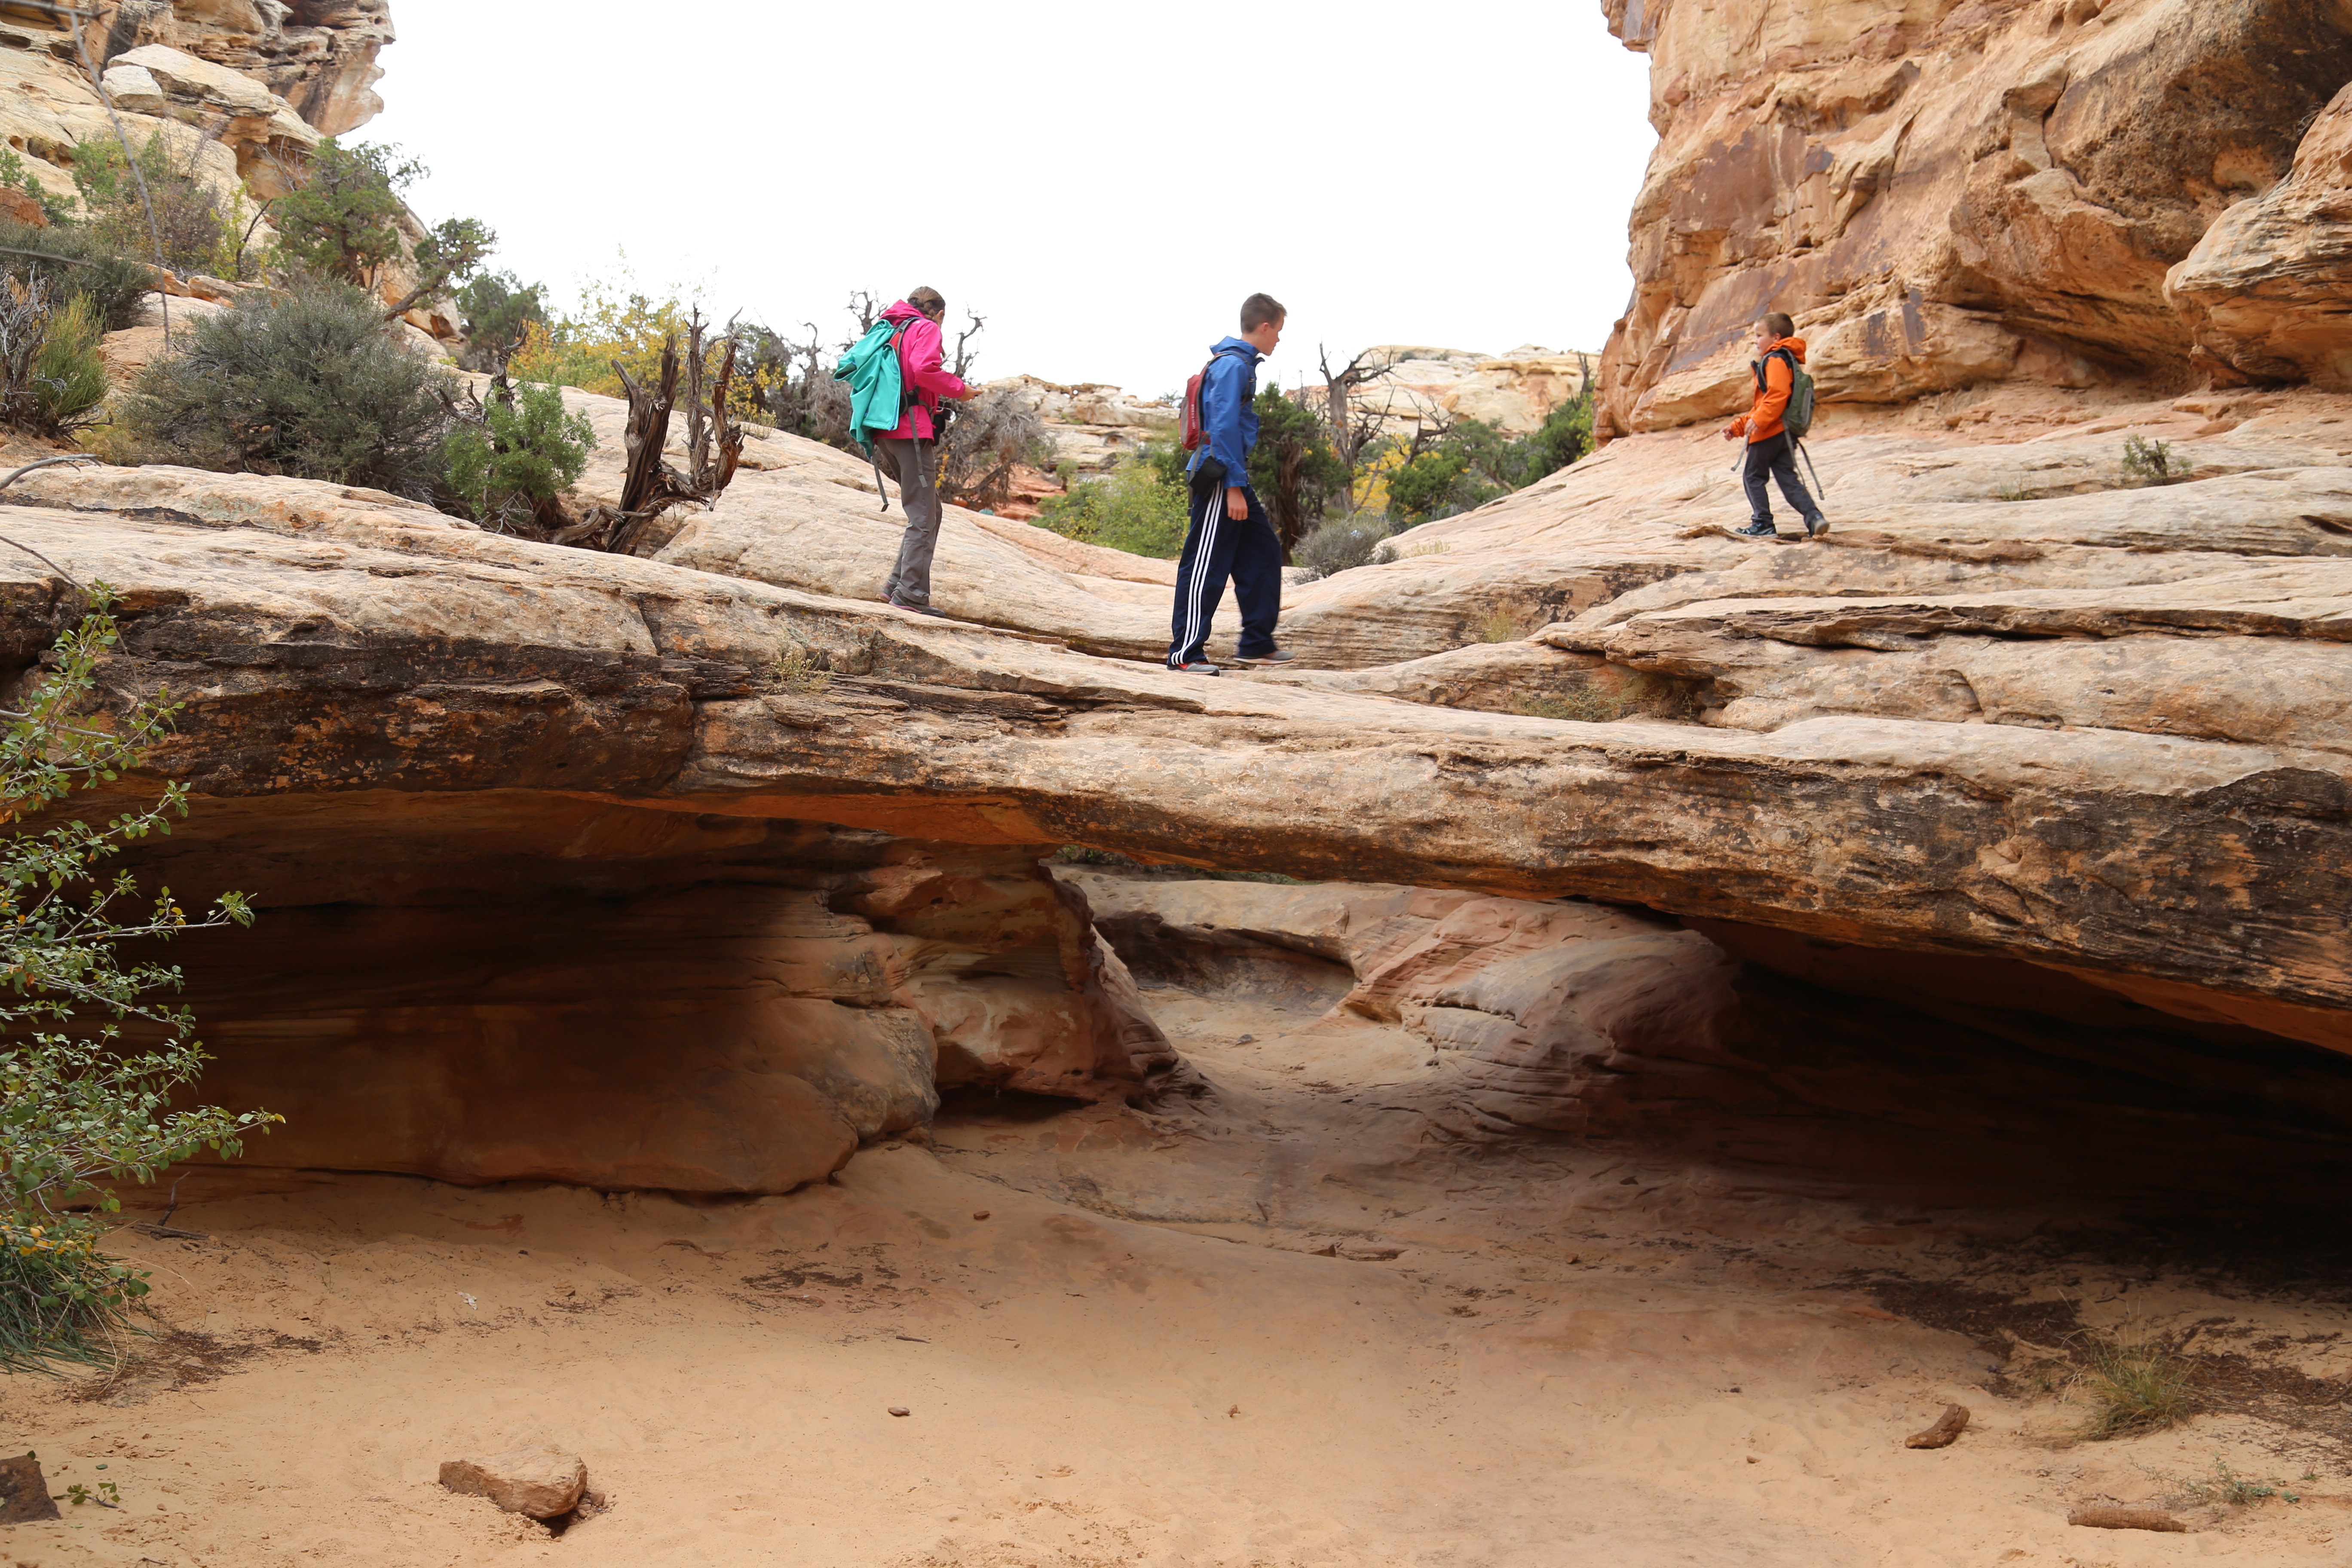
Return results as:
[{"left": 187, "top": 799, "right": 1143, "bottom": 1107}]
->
[{"left": 3, "top": 976, "right": 2349, "bottom": 1566}]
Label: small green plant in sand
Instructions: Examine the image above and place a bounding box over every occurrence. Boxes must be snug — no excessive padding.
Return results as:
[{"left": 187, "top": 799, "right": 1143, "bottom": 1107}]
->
[
  {"left": 2076, "top": 1325, "right": 2197, "bottom": 1440},
  {"left": 2150, "top": 1455, "right": 2298, "bottom": 1509},
  {"left": 2119, "top": 435, "right": 2194, "bottom": 487}
]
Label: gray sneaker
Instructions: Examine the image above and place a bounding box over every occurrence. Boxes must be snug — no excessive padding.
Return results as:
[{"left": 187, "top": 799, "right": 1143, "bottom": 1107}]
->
[
  {"left": 1235, "top": 649, "right": 1296, "bottom": 666},
  {"left": 1172, "top": 660, "right": 1221, "bottom": 676},
  {"left": 889, "top": 597, "right": 945, "bottom": 618},
  {"left": 1735, "top": 520, "right": 1777, "bottom": 538}
]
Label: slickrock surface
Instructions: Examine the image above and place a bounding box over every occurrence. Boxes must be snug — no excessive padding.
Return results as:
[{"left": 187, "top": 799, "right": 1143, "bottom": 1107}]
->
[{"left": 1597, "top": 0, "right": 2352, "bottom": 435}]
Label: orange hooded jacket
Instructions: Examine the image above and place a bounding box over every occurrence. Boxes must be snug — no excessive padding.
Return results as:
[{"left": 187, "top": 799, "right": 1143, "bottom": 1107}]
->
[{"left": 1725, "top": 336, "right": 1808, "bottom": 444}]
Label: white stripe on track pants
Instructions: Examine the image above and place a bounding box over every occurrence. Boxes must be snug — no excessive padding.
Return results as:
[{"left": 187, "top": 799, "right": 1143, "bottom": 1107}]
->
[{"left": 1167, "top": 478, "right": 1282, "bottom": 667}]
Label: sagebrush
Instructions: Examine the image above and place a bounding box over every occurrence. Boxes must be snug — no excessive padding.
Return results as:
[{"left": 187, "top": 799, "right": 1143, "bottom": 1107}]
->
[{"left": 119, "top": 282, "right": 454, "bottom": 496}]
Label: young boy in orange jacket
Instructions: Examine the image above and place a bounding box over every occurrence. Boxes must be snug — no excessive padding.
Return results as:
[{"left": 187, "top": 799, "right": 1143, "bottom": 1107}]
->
[{"left": 1722, "top": 310, "right": 1828, "bottom": 539}]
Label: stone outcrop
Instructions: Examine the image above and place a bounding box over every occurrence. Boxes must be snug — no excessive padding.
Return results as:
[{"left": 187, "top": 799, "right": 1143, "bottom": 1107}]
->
[
  {"left": 2167, "top": 80, "right": 2352, "bottom": 388},
  {"left": 1078, "top": 873, "right": 2352, "bottom": 1204},
  {"left": 90, "top": 0, "right": 392, "bottom": 137},
  {"left": 0, "top": 2, "right": 388, "bottom": 259},
  {"left": 1598, "top": 0, "right": 2352, "bottom": 435},
  {"left": 1306, "top": 346, "right": 1599, "bottom": 439}
]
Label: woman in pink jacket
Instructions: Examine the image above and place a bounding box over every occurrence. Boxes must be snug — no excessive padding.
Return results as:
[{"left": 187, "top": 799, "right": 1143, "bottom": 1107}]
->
[{"left": 876, "top": 286, "right": 977, "bottom": 615}]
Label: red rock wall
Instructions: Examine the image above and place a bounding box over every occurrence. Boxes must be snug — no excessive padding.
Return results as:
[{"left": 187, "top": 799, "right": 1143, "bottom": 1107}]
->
[{"left": 1598, "top": 0, "right": 2352, "bottom": 436}]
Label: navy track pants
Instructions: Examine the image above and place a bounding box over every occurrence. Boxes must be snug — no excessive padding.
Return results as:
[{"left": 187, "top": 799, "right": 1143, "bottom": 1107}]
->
[{"left": 1167, "top": 478, "right": 1282, "bottom": 668}]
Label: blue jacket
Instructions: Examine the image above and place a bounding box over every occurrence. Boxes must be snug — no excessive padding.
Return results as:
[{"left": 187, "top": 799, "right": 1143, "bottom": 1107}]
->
[{"left": 1186, "top": 337, "right": 1261, "bottom": 487}]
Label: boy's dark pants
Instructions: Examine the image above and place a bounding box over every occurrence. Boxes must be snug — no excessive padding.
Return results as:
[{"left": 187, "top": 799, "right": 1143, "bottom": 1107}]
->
[
  {"left": 1742, "top": 433, "right": 1821, "bottom": 528},
  {"left": 1168, "top": 477, "right": 1281, "bottom": 668}
]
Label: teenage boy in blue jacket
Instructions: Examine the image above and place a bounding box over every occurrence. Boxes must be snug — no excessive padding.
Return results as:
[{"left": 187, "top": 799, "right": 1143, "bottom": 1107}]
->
[{"left": 1169, "top": 292, "right": 1293, "bottom": 675}]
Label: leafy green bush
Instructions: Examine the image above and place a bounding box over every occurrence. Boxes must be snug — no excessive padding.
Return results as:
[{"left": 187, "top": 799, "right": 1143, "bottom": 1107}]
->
[
  {"left": 2120, "top": 435, "right": 2193, "bottom": 487},
  {"left": 0, "top": 280, "right": 107, "bottom": 438},
  {"left": 454, "top": 270, "right": 547, "bottom": 374},
  {"left": 69, "top": 129, "right": 247, "bottom": 279},
  {"left": 30, "top": 294, "right": 106, "bottom": 435},
  {"left": 1292, "top": 514, "right": 1392, "bottom": 581},
  {"left": 0, "top": 220, "right": 152, "bottom": 333},
  {"left": 0, "top": 148, "right": 71, "bottom": 227},
  {"left": 119, "top": 282, "right": 454, "bottom": 497},
  {"left": 508, "top": 274, "right": 690, "bottom": 398},
  {"left": 0, "top": 588, "right": 273, "bottom": 1369},
  {"left": 272, "top": 139, "right": 492, "bottom": 314},
  {"left": 1245, "top": 386, "right": 1347, "bottom": 553},
  {"left": 441, "top": 379, "right": 596, "bottom": 530},
  {"left": 1386, "top": 385, "right": 1598, "bottom": 526},
  {"left": 1034, "top": 456, "right": 1190, "bottom": 558}
]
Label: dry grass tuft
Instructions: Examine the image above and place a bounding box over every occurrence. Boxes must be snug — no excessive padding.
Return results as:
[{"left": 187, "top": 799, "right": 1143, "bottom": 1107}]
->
[{"left": 2077, "top": 1326, "right": 2198, "bottom": 1441}]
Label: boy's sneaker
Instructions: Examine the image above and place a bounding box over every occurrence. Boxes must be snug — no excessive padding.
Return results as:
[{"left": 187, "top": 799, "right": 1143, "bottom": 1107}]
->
[
  {"left": 889, "top": 597, "right": 945, "bottom": 618},
  {"left": 1805, "top": 514, "right": 1830, "bottom": 539},
  {"left": 1735, "top": 520, "right": 1778, "bottom": 538},
  {"left": 1172, "top": 661, "right": 1221, "bottom": 676},
  {"left": 1235, "top": 649, "right": 1296, "bottom": 666}
]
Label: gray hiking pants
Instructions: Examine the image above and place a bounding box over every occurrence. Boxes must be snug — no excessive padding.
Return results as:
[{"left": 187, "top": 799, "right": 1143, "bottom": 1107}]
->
[{"left": 876, "top": 436, "right": 942, "bottom": 606}]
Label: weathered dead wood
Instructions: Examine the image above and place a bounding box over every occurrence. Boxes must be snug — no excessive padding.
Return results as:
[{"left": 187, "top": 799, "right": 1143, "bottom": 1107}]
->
[
  {"left": 1903, "top": 1403, "right": 1970, "bottom": 1449},
  {"left": 2067, "top": 1506, "right": 2187, "bottom": 1532},
  {"left": 569, "top": 311, "right": 744, "bottom": 556}
]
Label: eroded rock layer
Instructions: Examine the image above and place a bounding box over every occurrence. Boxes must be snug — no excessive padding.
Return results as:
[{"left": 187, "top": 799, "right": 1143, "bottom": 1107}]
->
[
  {"left": 113, "top": 797, "right": 1169, "bottom": 1193},
  {"left": 1077, "top": 873, "right": 2352, "bottom": 1207}
]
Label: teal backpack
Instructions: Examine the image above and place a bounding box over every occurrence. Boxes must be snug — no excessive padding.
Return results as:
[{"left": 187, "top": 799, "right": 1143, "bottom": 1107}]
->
[{"left": 833, "top": 318, "right": 915, "bottom": 511}]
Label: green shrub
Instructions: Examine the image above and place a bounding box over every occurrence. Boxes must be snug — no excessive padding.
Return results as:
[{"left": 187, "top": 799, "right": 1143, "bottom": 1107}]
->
[
  {"left": 1034, "top": 457, "right": 1189, "bottom": 558},
  {"left": 0, "top": 220, "right": 152, "bottom": 332},
  {"left": 69, "top": 129, "right": 247, "bottom": 279},
  {"left": 1292, "top": 513, "right": 1392, "bottom": 581},
  {"left": 0, "top": 280, "right": 107, "bottom": 438},
  {"left": 509, "top": 274, "right": 690, "bottom": 398},
  {"left": 441, "top": 379, "right": 595, "bottom": 530},
  {"left": 0, "top": 588, "right": 273, "bottom": 1369},
  {"left": 271, "top": 139, "right": 492, "bottom": 313},
  {"left": 1386, "top": 383, "right": 1598, "bottom": 526},
  {"left": 454, "top": 270, "right": 546, "bottom": 374},
  {"left": 2120, "top": 435, "right": 2193, "bottom": 486},
  {"left": 1245, "top": 386, "right": 1348, "bottom": 554},
  {"left": 30, "top": 294, "right": 106, "bottom": 435},
  {"left": 119, "top": 282, "right": 454, "bottom": 496},
  {"left": 0, "top": 148, "right": 71, "bottom": 227}
]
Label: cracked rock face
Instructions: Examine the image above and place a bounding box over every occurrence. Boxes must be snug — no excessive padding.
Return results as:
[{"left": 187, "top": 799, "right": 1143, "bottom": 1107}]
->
[{"left": 1597, "top": 0, "right": 2352, "bottom": 435}]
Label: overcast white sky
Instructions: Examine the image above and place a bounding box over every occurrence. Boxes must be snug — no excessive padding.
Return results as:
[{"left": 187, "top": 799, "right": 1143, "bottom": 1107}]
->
[{"left": 369, "top": 2, "right": 1656, "bottom": 396}]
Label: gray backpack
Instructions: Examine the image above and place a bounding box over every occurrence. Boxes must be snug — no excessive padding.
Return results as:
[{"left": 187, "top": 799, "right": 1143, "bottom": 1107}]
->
[{"left": 1757, "top": 347, "right": 1816, "bottom": 441}]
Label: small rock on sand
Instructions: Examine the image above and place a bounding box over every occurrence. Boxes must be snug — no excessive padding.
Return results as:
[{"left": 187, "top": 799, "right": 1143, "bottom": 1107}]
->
[
  {"left": 2067, "top": 1506, "right": 2187, "bottom": 1532},
  {"left": 888, "top": 1406, "right": 911, "bottom": 1417},
  {"left": 438, "top": 1448, "right": 588, "bottom": 1519},
  {"left": 1904, "top": 1404, "right": 1970, "bottom": 1449},
  {"left": 0, "top": 1455, "right": 61, "bottom": 1523}
]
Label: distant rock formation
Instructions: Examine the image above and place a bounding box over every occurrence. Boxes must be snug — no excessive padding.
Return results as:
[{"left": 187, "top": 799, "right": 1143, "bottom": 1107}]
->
[{"left": 1597, "top": 0, "right": 2352, "bottom": 436}]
